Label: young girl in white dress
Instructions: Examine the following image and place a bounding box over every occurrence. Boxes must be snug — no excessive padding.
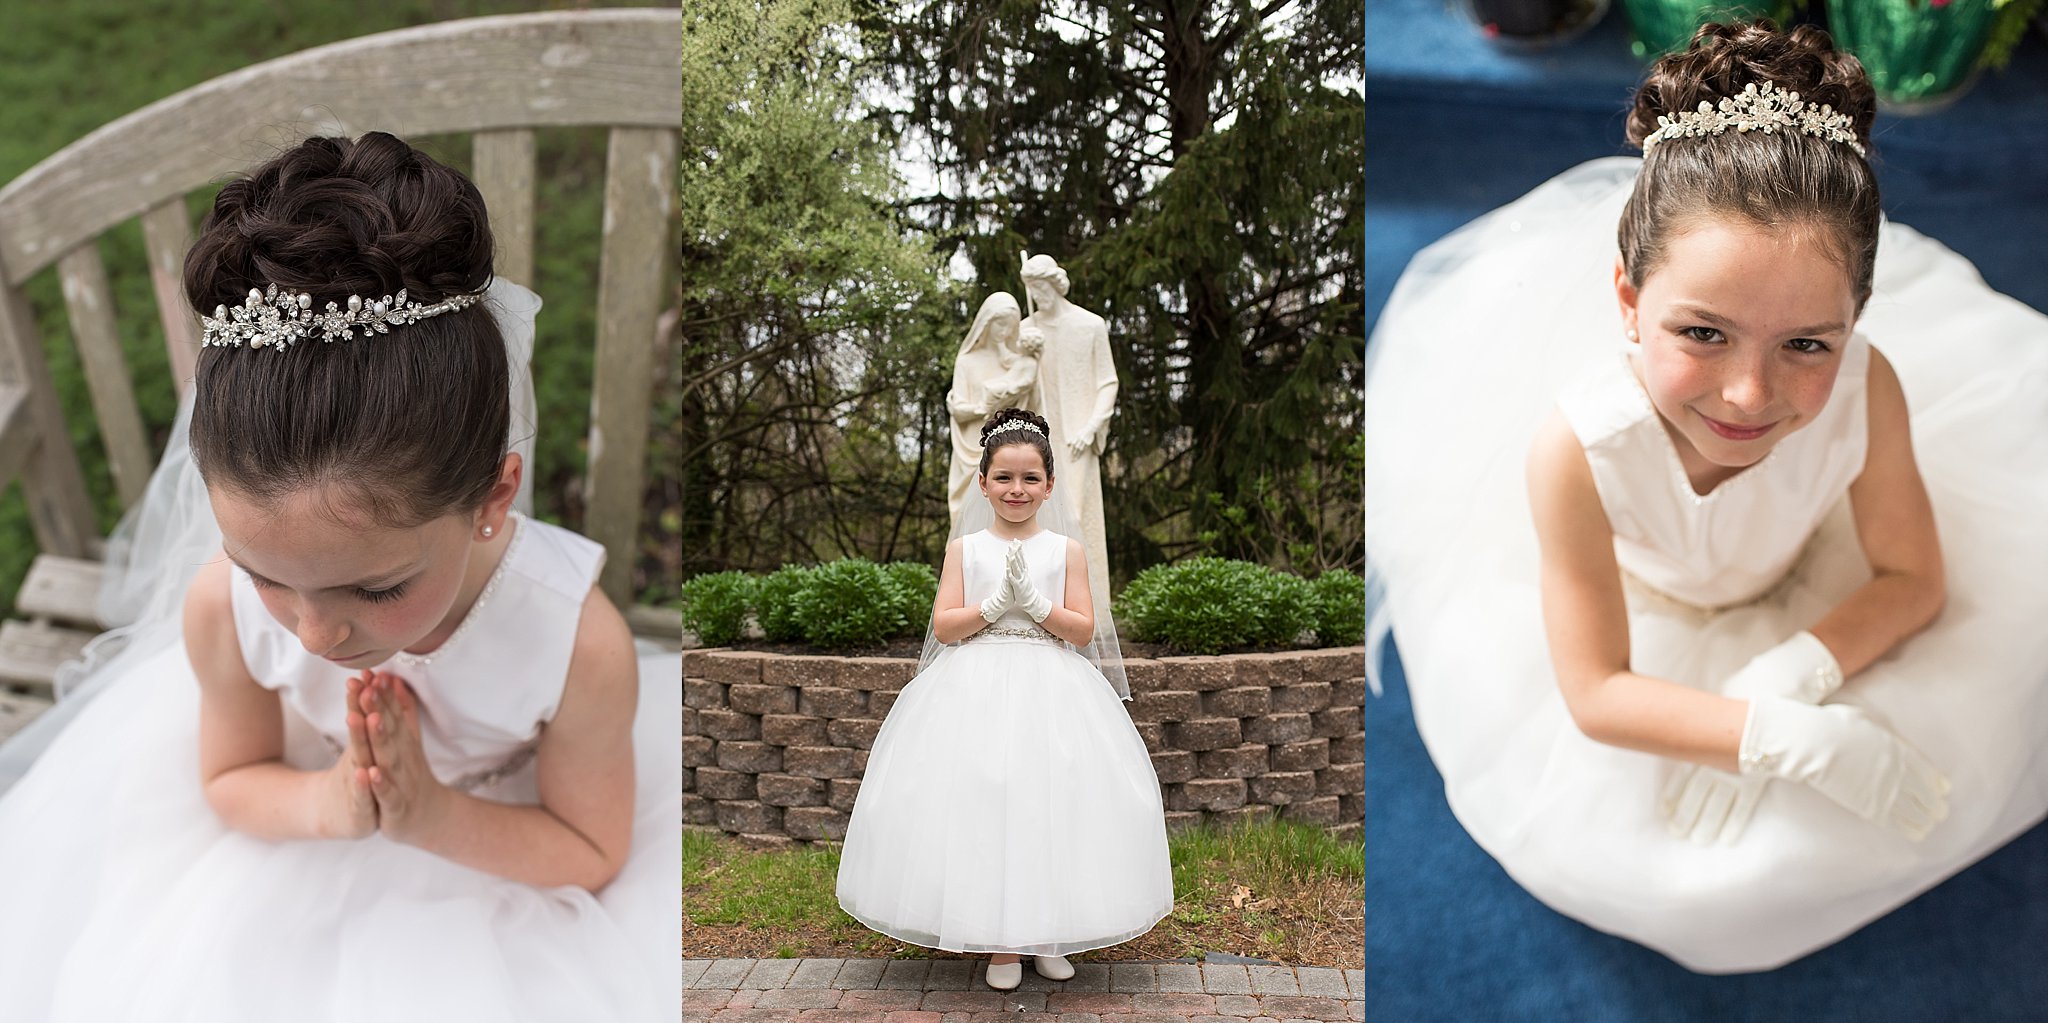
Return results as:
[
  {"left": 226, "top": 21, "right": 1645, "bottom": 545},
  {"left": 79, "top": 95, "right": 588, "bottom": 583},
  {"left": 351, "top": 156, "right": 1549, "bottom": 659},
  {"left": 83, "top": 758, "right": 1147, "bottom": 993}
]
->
[
  {"left": 836, "top": 407, "right": 1174, "bottom": 990},
  {"left": 1367, "top": 22, "right": 2048, "bottom": 973},
  {"left": 0, "top": 132, "right": 679, "bottom": 1019}
]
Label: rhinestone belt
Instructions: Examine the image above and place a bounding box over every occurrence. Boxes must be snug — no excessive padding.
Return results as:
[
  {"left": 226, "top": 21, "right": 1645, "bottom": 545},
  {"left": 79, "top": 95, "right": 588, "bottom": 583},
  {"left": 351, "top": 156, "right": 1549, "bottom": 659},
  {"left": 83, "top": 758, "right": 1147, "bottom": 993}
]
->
[{"left": 965, "top": 621, "right": 1061, "bottom": 645}]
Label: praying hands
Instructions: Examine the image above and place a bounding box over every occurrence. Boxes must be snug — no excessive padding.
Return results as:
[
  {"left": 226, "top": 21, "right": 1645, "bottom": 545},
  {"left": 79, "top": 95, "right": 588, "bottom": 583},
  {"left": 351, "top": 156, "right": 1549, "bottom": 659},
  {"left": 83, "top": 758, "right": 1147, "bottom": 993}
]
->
[{"left": 343, "top": 669, "right": 451, "bottom": 845}]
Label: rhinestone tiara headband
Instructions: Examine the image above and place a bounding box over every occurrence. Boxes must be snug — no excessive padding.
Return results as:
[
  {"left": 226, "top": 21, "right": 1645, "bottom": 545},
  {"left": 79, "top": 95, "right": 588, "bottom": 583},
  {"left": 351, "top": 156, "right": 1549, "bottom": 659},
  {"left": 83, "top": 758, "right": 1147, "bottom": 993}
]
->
[
  {"left": 987, "top": 419, "right": 1046, "bottom": 440},
  {"left": 1640, "top": 81, "right": 1866, "bottom": 159},
  {"left": 200, "top": 283, "right": 485, "bottom": 351}
]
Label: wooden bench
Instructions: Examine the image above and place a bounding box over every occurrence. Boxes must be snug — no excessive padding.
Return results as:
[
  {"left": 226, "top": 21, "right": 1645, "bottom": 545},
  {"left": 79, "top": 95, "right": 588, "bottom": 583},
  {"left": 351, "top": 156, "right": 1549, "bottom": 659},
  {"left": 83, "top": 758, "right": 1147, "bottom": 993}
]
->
[{"left": 0, "top": 10, "right": 683, "bottom": 733}]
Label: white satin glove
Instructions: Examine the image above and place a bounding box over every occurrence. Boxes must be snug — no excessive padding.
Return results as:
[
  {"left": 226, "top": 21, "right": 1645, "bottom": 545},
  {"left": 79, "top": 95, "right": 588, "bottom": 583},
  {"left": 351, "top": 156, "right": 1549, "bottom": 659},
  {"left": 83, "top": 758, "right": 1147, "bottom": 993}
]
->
[
  {"left": 1004, "top": 543, "right": 1054, "bottom": 623},
  {"left": 1665, "top": 632, "right": 1845, "bottom": 845},
  {"left": 978, "top": 553, "right": 1019, "bottom": 623},
  {"left": 1737, "top": 695, "right": 1951, "bottom": 841}
]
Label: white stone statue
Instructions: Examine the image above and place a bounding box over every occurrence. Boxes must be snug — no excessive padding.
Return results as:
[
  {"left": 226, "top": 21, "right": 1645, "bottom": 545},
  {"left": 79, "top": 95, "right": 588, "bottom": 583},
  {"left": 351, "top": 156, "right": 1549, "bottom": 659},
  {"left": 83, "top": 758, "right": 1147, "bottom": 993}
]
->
[
  {"left": 1020, "top": 253, "right": 1118, "bottom": 613},
  {"left": 946, "top": 292, "right": 1043, "bottom": 526}
]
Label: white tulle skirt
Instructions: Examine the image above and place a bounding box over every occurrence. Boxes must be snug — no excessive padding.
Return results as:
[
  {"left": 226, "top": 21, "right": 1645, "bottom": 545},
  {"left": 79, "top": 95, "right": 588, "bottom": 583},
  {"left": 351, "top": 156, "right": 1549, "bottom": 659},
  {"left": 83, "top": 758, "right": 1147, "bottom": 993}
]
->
[
  {"left": 1366, "top": 157, "right": 2048, "bottom": 973},
  {"left": 836, "top": 636, "right": 1174, "bottom": 956},
  {"left": 0, "top": 645, "right": 681, "bottom": 1021}
]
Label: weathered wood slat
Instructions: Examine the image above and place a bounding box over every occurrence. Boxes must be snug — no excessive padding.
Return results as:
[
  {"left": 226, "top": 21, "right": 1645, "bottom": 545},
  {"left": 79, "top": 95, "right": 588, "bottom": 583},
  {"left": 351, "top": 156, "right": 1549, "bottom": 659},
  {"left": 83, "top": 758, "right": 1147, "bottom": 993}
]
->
[
  {"left": 474, "top": 129, "right": 537, "bottom": 289},
  {"left": 0, "top": 619, "right": 94, "bottom": 693},
  {"left": 585, "top": 127, "right": 678, "bottom": 607},
  {"left": 0, "top": 10, "right": 682, "bottom": 282},
  {"left": 139, "top": 199, "right": 201, "bottom": 396},
  {"left": 17, "top": 555, "right": 107, "bottom": 629},
  {"left": 0, "top": 381, "right": 33, "bottom": 493},
  {"left": 0, "top": 281, "right": 96, "bottom": 558},
  {"left": 625, "top": 604, "right": 684, "bottom": 651},
  {"left": 57, "top": 243, "right": 152, "bottom": 508},
  {"left": 0, "top": 688, "right": 56, "bottom": 746}
]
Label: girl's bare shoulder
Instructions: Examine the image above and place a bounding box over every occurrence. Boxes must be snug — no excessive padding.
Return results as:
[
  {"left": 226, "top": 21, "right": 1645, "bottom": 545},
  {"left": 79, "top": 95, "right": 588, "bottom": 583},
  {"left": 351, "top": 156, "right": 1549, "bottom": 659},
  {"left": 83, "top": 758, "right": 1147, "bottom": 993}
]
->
[
  {"left": 1527, "top": 409, "right": 1597, "bottom": 495},
  {"left": 182, "top": 557, "right": 252, "bottom": 690}
]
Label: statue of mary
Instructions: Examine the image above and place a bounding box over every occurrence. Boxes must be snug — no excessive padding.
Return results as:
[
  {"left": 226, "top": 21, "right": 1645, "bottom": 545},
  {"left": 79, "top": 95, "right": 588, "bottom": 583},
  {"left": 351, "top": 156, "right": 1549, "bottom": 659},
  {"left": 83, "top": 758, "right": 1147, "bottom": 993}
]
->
[{"left": 945, "top": 292, "right": 1043, "bottom": 529}]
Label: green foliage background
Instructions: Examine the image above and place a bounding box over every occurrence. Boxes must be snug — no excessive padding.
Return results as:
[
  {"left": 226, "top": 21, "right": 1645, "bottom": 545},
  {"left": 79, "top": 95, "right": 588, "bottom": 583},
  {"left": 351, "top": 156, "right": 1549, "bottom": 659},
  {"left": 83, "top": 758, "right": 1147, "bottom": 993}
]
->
[
  {"left": 0, "top": 0, "right": 680, "bottom": 618},
  {"left": 677, "top": 0, "right": 1362, "bottom": 590}
]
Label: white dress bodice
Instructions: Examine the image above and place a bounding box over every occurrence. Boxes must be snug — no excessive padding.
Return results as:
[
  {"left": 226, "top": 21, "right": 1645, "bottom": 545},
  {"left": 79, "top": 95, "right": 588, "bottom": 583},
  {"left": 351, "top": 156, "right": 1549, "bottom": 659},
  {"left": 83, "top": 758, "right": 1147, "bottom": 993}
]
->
[
  {"left": 1557, "top": 335, "right": 1871, "bottom": 609},
  {"left": 960, "top": 529, "right": 1068, "bottom": 630},
  {"left": 228, "top": 511, "right": 605, "bottom": 791}
]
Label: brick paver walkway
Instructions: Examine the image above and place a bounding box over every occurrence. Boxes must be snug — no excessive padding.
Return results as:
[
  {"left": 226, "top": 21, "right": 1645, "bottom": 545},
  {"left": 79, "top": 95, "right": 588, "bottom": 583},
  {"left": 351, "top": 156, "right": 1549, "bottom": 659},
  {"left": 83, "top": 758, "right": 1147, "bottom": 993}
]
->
[{"left": 684, "top": 958, "right": 1364, "bottom": 1023}]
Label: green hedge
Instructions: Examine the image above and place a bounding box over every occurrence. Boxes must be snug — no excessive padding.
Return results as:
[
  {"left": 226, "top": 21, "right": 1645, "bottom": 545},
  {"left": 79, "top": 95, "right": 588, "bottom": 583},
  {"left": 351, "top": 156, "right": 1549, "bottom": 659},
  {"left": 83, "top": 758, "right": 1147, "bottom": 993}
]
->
[
  {"left": 678, "top": 571, "right": 754, "bottom": 648},
  {"left": 686, "top": 555, "right": 1364, "bottom": 656},
  {"left": 754, "top": 565, "right": 814, "bottom": 643},
  {"left": 683, "top": 557, "right": 937, "bottom": 650},
  {"left": 790, "top": 559, "right": 910, "bottom": 649},
  {"left": 1115, "top": 558, "right": 1312, "bottom": 655},
  {"left": 1308, "top": 570, "right": 1366, "bottom": 647}
]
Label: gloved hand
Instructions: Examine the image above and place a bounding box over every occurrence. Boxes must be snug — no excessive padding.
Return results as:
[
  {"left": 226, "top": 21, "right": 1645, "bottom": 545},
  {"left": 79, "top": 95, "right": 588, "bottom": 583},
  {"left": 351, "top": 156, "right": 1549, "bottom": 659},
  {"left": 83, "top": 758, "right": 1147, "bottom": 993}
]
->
[
  {"left": 978, "top": 554, "right": 1018, "bottom": 623},
  {"left": 1005, "top": 542, "right": 1054, "bottom": 623},
  {"left": 1726, "top": 631, "right": 1846, "bottom": 705},
  {"left": 1665, "top": 632, "right": 1846, "bottom": 844},
  {"left": 1737, "top": 695, "right": 1951, "bottom": 841}
]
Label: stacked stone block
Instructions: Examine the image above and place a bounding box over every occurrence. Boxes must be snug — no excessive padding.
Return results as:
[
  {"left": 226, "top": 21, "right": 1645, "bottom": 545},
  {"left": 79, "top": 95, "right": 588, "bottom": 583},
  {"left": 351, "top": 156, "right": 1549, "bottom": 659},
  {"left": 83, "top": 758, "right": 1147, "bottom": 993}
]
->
[{"left": 684, "top": 646, "right": 1367, "bottom": 845}]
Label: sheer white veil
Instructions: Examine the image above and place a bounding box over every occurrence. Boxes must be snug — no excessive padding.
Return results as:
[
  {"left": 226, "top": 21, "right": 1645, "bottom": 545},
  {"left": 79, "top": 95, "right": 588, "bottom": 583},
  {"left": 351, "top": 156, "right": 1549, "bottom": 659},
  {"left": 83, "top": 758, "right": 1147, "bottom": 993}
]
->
[
  {"left": 1365, "top": 157, "right": 1642, "bottom": 697},
  {"left": 0, "top": 277, "right": 541, "bottom": 794},
  {"left": 919, "top": 431, "right": 1130, "bottom": 701}
]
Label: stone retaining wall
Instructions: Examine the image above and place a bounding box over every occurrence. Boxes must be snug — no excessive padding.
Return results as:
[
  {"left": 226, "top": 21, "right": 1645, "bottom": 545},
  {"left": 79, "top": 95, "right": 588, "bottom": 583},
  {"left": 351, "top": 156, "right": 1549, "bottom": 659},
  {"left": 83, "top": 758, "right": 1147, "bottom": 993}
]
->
[{"left": 682, "top": 647, "right": 1366, "bottom": 847}]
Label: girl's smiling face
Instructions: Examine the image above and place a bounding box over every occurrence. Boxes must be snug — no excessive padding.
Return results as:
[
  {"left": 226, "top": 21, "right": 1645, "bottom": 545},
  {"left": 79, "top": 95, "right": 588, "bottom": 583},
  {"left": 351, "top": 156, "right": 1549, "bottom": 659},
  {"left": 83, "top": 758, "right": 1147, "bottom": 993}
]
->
[
  {"left": 1617, "top": 218, "right": 1859, "bottom": 487},
  {"left": 979, "top": 443, "right": 1054, "bottom": 526},
  {"left": 209, "top": 485, "right": 484, "bottom": 668}
]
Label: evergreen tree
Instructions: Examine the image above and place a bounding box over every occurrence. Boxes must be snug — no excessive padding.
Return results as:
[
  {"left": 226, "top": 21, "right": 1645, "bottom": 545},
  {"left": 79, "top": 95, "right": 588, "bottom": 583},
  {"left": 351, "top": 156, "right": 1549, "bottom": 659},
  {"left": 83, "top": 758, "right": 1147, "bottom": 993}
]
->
[
  {"left": 678, "top": 0, "right": 953, "bottom": 574},
  {"left": 861, "top": 0, "right": 1363, "bottom": 573}
]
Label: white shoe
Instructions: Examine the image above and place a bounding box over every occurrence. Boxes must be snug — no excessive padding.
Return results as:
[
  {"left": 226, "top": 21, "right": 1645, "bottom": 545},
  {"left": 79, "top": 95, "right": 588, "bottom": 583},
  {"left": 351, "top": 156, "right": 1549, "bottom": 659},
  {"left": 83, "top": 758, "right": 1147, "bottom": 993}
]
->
[
  {"left": 1030, "top": 954, "right": 1075, "bottom": 981},
  {"left": 985, "top": 958, "right": 1022, "bottom": 990}
]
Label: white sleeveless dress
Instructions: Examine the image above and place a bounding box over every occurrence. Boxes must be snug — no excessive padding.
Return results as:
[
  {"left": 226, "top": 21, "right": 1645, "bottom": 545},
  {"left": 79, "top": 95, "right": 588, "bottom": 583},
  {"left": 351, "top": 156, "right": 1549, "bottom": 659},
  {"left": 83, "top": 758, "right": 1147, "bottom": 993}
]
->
[
  {"left": 836, "top": 529, "right": 1174, "bottom": 956},
  {"left": 0, "top": 512, "right": 681, "bottom": 1020},
  {"left": 1366, "top": 157, "right": 2048, "bottom": 973}
]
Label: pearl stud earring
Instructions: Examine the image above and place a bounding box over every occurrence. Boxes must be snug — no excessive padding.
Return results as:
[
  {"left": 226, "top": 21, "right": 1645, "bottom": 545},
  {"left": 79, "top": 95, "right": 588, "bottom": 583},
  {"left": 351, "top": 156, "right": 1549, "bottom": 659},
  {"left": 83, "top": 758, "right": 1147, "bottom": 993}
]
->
[{"left": 481, "top": 524, "right": 495, "bottom": 539}]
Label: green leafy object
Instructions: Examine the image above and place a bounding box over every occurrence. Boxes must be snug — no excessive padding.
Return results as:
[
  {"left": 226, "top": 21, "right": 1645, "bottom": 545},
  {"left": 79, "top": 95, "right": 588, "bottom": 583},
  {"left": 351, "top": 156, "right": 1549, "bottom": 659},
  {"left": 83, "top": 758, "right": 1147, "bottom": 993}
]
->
[
  {"left": 1308, "top": 571, "right": 1366, "bottom": 647},
  {"left": 792, "top": 558, "right": 909, "bottom": 649},
  {"left": 1114, "top": 557, "right": 1317, "bottom": 655},
  {"left": 680, "top": 570, "right": 755, "bottom": 648},
  {"left": 671, "top": 0, "right": 1359, "bottom": 579},
  {"left": 881, "top": 560, "right": 939, "bottom": 637},
  {"left": 754, "top": 565, "right": 815, "bottom": 644}
]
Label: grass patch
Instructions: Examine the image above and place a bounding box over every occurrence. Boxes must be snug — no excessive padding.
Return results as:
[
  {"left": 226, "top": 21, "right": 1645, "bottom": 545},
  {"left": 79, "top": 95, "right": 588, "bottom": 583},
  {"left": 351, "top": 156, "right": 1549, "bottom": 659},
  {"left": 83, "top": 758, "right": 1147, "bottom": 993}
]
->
[{"left": 683, "top": 816, "right": 1363, "bottom": 968}]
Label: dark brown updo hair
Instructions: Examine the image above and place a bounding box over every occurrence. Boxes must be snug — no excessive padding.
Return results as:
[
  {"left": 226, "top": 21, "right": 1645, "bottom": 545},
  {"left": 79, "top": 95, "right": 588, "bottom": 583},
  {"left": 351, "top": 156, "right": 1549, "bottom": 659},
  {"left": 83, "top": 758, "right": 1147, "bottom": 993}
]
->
[
  {"left": 1620, "top": 22, "right": 1881, "bottom": 308},
  {"left": 978, "top": 407, "right": 1055, "bottom": 476},
  {"left": 185, "top": 132, "right": 507, "bottom": 527}
]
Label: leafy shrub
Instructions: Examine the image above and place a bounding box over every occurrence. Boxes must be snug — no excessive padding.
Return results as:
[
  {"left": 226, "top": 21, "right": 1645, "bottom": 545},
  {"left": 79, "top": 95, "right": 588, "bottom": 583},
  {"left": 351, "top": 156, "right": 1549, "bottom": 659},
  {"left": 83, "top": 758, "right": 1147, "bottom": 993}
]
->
[
  {"left": 882, "top": 560, "right": 939, "bottom": 636},
  {"left": 680, "top": 570, "right": 755, "bottom": 647},
  {"left": 790, "top": 558, "right": 911, "bottom": 649},
  {"left": 754, "top": 565, "right": 813, "bottom": 643},
  {"left": 1309, "top": 571, "right": 1366, "bottom": 647},
  {"left": 1115, "top": 557, "right": 1317, "bottom": 655}
]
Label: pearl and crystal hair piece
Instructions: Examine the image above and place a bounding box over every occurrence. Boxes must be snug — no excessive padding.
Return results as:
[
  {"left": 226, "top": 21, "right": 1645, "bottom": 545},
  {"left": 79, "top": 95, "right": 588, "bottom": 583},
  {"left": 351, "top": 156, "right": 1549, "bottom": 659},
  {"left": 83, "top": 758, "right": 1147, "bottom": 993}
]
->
[
  {"left": 200, "top": 283, "right": 486, "bottom": 351},
  {"left": 1641, "top": 81, "right": 1866, "bottom": 159},
  {"left": 986, "top": 418, "right": 1047, "bottom": 440}
]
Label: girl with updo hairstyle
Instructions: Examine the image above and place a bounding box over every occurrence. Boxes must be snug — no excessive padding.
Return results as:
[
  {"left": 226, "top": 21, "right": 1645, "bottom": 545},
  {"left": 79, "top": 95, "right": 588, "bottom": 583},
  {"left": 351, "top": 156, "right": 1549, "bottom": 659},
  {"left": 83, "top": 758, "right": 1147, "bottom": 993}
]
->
[
  {"left": 185, "top": 131, "right": 510, "bottom": 526},
  {"left": 977, "top": 406, "right": 1057, "bottom": 476},
  {"left": 0, "top": 132, "right": 676, "bottom": 1019},
  {"left": 837, "top": 405, "right": 1173, "bottom": 989},
  {"left": 1367, "top": 21, "right": 2048, "bottom": 971}
]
